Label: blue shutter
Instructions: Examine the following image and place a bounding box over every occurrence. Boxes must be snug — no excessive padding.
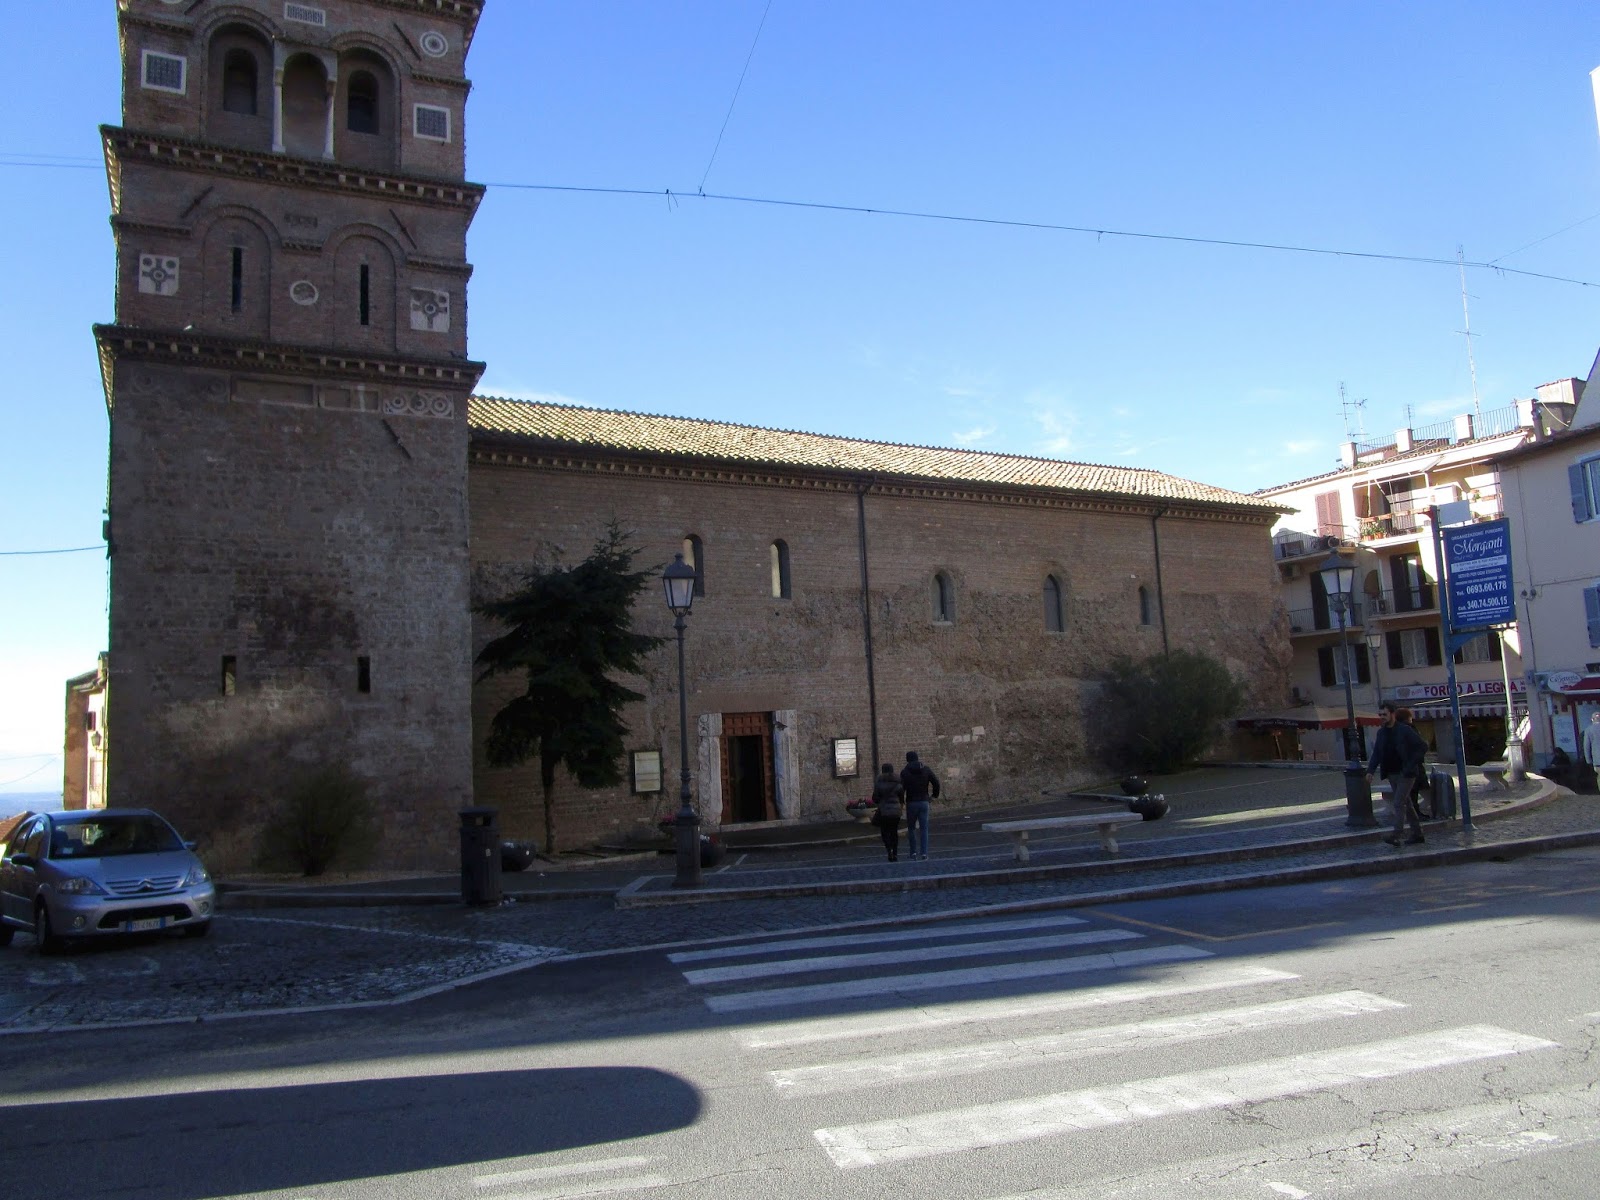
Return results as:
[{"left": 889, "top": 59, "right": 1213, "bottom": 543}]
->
[
  {"left": 1573, "top": 464, "right": 1594, "bottom": 523},
  {"left": 1586, "top": 585, "right": 1600, "bottom": 649}
]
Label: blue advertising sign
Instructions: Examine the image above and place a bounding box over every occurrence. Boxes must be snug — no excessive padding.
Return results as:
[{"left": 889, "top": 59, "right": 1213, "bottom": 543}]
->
[{"left": 1443, "top": 518, "right": 1515, "bottom": 631}]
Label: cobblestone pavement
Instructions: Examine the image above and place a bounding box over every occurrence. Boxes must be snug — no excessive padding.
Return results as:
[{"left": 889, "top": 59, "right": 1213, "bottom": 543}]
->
[{"left": 3, "top": 770, "right": 1595, "bottom": 1034}]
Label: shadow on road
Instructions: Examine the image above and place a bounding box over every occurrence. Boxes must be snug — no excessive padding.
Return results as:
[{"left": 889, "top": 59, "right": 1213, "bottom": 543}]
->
[{"left": 3, "top": 1066, "right": 702, "bottom": 1200}]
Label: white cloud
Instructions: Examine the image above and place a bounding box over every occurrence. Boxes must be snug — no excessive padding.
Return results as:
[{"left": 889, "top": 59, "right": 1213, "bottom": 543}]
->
[
  {"left": 1284, "top": 439, "right": 1320, "bottom": 454},
  {"left": 950, "top": 425, "right": 996, "bottom": 445},
  {"left": 471, "top": 384, "right": 588, "bottom": 406}
]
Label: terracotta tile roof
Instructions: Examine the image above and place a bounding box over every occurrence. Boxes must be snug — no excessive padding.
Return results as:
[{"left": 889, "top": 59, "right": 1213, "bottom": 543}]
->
[{"left": 469, "top": 396, "right": 1279, "bottom": 510}]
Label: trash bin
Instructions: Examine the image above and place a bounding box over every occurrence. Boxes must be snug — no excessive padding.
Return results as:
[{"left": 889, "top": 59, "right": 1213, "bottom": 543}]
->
[
  {"left": 1427, "top": 771, "right": 1457, "bottom": 820},
  {"left": 459, "top": 807, "right": 502, "bottom": 905}
]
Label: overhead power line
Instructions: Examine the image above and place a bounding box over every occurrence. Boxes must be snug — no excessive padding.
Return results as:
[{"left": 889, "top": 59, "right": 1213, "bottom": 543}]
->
[
  {"left": 5, "top": 152, "right": 1596, "bottom": 288},
  {"left": 0, "top": 545, "right": 103, "bottom": 556},
  {"left": 698, "top": 0, "right": 775, "bottom": 193},
  {"left": 481, "top": 180, "right": 1600, "bottom": 289}
]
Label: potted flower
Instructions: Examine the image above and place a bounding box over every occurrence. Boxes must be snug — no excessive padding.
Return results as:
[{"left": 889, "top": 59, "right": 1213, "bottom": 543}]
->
[{"left": 845, "top": 797, "right": 875, "bottom": 822}]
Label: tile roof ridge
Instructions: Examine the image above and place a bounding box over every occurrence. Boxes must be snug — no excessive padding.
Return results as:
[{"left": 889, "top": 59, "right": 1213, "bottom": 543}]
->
[{"left": 469, "top": 393, "right": 1178, "bottom": 478}]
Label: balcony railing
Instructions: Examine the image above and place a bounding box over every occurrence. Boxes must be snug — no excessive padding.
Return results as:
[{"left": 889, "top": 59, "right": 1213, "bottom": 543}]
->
[
  {"left": 1287, "top": 604, "right": 1365, "bottom": 634},
  {"left": 1370, "top": 587, "right": 1436, "bottom": 616}
]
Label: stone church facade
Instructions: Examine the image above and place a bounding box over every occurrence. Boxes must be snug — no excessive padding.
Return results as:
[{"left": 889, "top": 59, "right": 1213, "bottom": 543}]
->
[{"left": 98, "top": 0, "right": 1289, "bottom": 871}]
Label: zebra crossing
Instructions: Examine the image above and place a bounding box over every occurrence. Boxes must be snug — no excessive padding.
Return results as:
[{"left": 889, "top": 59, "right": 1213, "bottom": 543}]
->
[{"left": 470, "top": 910, "right": 1579, "bottom": 1198}]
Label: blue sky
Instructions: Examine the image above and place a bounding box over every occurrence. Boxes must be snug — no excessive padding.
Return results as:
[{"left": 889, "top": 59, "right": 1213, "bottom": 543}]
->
[{"left": 4, "top": 1, "right": 1600, "bottom": 795}]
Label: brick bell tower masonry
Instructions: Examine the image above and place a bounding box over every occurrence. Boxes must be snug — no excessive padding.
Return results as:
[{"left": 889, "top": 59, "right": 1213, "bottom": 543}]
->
[{"left": 97, "top": 0, "right": 486, "bottom": 870}]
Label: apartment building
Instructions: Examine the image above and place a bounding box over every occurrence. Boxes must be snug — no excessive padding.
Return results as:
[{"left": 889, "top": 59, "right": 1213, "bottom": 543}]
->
[{"left": 1250, "top": 382, "right": 1582, "bottom": 765}]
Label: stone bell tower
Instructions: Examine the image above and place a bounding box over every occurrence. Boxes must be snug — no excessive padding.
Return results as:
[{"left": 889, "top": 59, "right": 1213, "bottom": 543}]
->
[{"left": 97, "top": 0, "right": 486, "bottom": 868}]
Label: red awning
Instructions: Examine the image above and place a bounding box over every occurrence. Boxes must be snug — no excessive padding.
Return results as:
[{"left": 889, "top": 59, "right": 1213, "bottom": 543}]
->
[{"left": 1237, "top": 706, "right": 1385, "bottom": 731}]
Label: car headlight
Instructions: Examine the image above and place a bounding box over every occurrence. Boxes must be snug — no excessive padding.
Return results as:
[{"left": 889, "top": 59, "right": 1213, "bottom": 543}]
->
[
  {"left": 56, "top": 876, "right": 107, "bottom": 896},
  {"left": 183, "top": 864, "right": 211, "bottom": 887}
]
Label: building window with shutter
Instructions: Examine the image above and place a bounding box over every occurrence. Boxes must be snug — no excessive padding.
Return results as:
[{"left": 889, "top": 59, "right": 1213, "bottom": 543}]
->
[
  {"left": 1387, "top": 627, "right": 1443, "bottom": 669},
  {"left": 1586, "top": 582, "right": 1600, "bottom": 648},
  {"left": 1453, "top": 633, "right": 1503, "bottom": 664},
  {"left": 1571, "top": 457, "right": 1600, "bottom": 522},
  {"left": 1318, "top": 643, "right": 1371, "bottom": 686},
  {"left": 1314, "top": 490, "right": 1344, "bottom": 538}
]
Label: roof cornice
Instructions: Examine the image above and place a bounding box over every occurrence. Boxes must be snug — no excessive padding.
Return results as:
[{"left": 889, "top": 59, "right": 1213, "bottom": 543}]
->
[
  {"left": 466, "top": 438, "right": 1281, "bottom": 525},
  {"left": 95, "top": 323, "right": 485, "bottom": 412},
  {"left": 101, "top": 125, "right": 485, "bottom": 216}
]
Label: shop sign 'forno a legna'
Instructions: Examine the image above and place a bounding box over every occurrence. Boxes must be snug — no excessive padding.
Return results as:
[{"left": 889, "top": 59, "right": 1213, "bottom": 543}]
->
[{"left": 1444, "top": 518, "right": 1515, "bottom": 632}]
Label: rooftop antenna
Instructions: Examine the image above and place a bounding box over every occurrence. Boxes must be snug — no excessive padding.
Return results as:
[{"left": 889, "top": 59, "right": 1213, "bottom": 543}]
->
[
  {"left": 1339, "top": 382, "right": 1367, "bottom": 442},
  {"left": 1457, "top": 246, "right": 1483, "bottom": 423}
]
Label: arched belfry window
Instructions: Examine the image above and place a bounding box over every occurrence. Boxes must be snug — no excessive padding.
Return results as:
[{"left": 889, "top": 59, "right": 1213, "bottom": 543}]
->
[
  {"left": 932, "top": 572, "right": 954, "bottom": 623},
  {"left": 347, "top": 70, "right": 379, "bottom": 134},
  {"left": 1044, "top": 575, "right": 1064, "bottom": 632},
  {"left": 683, "top": 535, "right": 705, "bottom": 597},
  {"left": 770, "top": 540, "right": 791, "bottom": 600},
  {"left": 222, "top": 48, "right": 258, "bottom": 115},
  {"left": 1138, "top": 585, "right": 1153, "bottom": 626},
  {"left": 281, "top": 53, "right": 330, "bottom": 158}
]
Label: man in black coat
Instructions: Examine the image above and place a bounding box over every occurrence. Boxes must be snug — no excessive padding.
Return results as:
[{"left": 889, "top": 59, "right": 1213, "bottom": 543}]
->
[
  {"left": 1366, "top": 703, "right": 1427, "bottom": 846},
  {"left": 900, "top": 750, "right": 941, "bottom": 861}
]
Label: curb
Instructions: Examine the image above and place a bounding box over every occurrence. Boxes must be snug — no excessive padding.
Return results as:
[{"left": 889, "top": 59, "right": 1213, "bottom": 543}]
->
[{"left": 213, "top": 779, "right": 1563, "bottom": 911}]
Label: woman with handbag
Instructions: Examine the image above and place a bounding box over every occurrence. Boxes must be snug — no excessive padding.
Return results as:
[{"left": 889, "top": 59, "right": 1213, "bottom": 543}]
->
[{"left": 871, "top": 763, "right": 904, "bottom": 861}]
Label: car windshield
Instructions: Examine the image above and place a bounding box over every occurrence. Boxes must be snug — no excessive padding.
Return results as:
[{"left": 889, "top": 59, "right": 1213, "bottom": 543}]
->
[{"left": 50, "top": 816, "right": 183, "bottom": 859}]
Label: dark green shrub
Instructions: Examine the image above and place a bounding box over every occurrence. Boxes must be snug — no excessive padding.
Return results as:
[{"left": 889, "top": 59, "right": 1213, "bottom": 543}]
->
[
  {"left": 255, "top": 765, "right": 379, "bottom": 877},
  {"left": 1095, "top": 650, "right": 1245, "bottom": 774}
]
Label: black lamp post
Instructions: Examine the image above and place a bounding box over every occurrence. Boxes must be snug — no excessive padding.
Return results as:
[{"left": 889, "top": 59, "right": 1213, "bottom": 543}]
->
[
  {"left": 1366, "top": 628, "right": 1385, "bottom": 710},
  {"left": 662, "top": 553, "right": 702, "bottom": 888},
  {"left": 1319, "top": 553, "right": 1378, "bottom": 827}
]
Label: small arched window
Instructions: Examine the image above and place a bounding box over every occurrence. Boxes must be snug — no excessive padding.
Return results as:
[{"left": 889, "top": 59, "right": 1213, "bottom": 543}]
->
[
  {"left": 1138, "top": 585, "right": 1153, "bottom": 626},
  {"left": 932, "top": 572, "right": 954, "bottom": 623},
  {"left": 347, "top": 70, "right": 380, "bottom": 134},
  {"left": 1044, "top": 575, "right": 1064, "bottom": 632},
  {"left": 222, "top": 49, "right": 258, "bottom": 115},
  {"left": 770, "top": 540, "right": 791, "bottom": 600},
  {"left": 683, "top": 535, "right": 705, "bottom": 597}
]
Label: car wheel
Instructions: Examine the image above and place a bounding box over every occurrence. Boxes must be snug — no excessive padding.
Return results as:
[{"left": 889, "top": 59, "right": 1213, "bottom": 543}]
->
[
  {"left": 182, "top": 921, "right": 211, "bottom": 939},
  {"left": 0, "top": 923, "right": 14, "bottom": 947},
  {"left": 34, "top": 904, "right": 63, "bottom": 955}
]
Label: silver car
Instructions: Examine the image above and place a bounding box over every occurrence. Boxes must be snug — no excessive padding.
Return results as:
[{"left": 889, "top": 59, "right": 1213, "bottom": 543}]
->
[{"left": 0, "top": 809, "right": 215, "bottom": 952}]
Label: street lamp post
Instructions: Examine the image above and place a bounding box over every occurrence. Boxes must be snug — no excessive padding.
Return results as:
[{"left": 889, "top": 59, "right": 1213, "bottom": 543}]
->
[
  {"left": 1319, "top": 553, "right": 1379, "bottom": 828},
  {"left": 1366, "top": 628, "right": 1385, "bottom": 710},
  {"left": 662, "top": 553, "right": 702, "bottom": 888}
]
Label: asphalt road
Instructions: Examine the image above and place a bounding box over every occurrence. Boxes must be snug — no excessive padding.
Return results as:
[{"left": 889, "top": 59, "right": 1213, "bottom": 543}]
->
[{"left": 3, "top": 847, "right": 1599, "bottom": 1199}]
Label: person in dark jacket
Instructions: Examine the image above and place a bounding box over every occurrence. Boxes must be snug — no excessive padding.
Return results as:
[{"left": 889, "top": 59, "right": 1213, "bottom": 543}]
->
[
  {"left": 900, "top": 750, "right": 940, "bottom": 861},
  {"left": 1366, "top": 703, "right": 1427, "bottom": 846},
  {"left": 870, "top": 763, "right": 904, "bottom": 861}
]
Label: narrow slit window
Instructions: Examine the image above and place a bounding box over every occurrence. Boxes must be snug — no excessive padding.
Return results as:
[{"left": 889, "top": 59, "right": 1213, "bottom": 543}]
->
[
  {"left": 347, "top": 71, "right": 379, "bottom": 134},
  {"left": 357, "top": 656, "right": 371, "bottom": 693},
  {"left": 770, "top": 539, "right": 791, "bottom": 600},
  {"left": 358, "top": 264, "right": 370, "bottom": 326},
  {"left": 221, "top": 656, "right": 236, "bottom": 696},
  {"left": 230, "top": 247, "right": 243, "bottom": 312},
  {"left": 683, "top": 535, "right": 705, "bottom": 597},
  {"left": 1138, "top": 585, "right": 1153, "bottom": 626},
  {"left": 1044, "top": 575, "right": 1064, "bottom": 632},
  {"left": 222, "top": 49, "right": 257, "bottom": 115},
  {"left": 932, "top": 572, "right": 954, "bottom": 623}
]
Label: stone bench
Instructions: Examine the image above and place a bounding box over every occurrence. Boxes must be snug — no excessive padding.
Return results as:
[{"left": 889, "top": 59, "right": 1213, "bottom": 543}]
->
[
  {"left": 980, "top": 812, "right": 1144, "bottom": 863},
  {"left": 1479, "top": 761, "right": 1510, "bottom": 789}
]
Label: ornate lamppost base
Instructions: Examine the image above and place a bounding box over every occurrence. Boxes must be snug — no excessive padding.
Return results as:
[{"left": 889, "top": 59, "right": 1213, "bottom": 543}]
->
[
  {"left": 673, "top": 808, "right": 703, "bottom": 888},
  {"left": 1343, "top": 763, "right": 1379, "bottom": 828}
]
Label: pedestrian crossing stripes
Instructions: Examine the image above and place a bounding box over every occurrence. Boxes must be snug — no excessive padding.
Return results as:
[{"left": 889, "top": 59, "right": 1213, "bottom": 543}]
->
[
  {"left": 667, "top": 911, "right": 1089, "bottom": 963},
  {"left": 736, "top": 963, "right": 1302, "bottom": 1049},
  {"left": 472, "top": 1155, "right": 668, "bottom": 1200},
  {"left": 680, "top": 928, "right": 1142, "bottom": 986},
  {"left": 813, "top": 1025, "right": 1557, "bottom": 1167},
  {"left": 700, "top": 942, "right": 1213, "bottom": 1012},
  {"left": 767, "top": 990, "right": 1406, "bottom": 1096}
]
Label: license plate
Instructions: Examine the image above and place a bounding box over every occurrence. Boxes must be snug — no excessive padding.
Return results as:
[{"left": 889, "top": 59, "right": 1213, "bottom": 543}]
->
[{"left": 126, "top": 918, "right": 164, "bottom": 932}]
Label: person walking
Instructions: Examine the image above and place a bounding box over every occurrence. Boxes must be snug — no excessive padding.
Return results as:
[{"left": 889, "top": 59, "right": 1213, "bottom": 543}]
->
[
  {"left": 900, "top": 750, "right": 940, "bottom": 861},
  {"left": 870, "top": 763, "right": 904, "bottom": 861},
  {"left": 1366, "top": 704, "right": 1427, "bottom": 846},
  {"left": 1582, "top": 711, "right": 1600, "bottom": 793}
]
